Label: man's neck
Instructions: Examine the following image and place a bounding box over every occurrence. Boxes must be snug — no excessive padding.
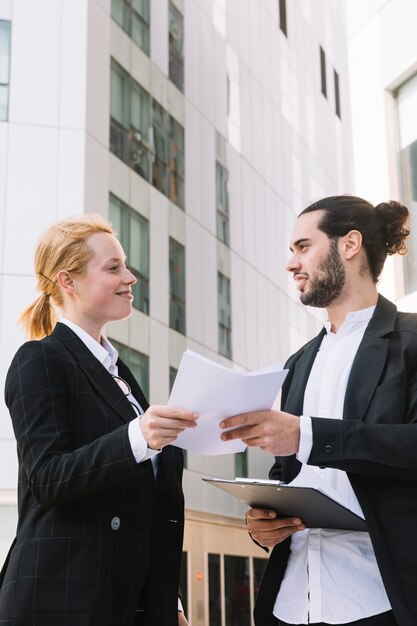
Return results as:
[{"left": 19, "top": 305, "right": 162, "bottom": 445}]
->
[{"left": 326, "top": 284, "right": 378, "bottom": 333}]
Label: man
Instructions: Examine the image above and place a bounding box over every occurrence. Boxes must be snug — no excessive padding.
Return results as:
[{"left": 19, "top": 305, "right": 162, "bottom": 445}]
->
[{"left": 221, "top": 195, "right": 417, "bottom": 626}]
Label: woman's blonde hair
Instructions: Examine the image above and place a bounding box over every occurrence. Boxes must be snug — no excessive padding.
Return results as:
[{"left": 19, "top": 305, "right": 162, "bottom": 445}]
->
[{"left": 21, "top": 213, "right": 114, "bottom": 340}]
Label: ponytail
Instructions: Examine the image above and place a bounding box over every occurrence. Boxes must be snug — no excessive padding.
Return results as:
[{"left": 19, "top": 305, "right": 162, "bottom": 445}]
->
[{"left": 20, "top": 293, "right": 58, "bottom": 340}]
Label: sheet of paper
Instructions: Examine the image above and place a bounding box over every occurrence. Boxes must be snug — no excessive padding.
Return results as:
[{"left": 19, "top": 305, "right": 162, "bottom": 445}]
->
[{"left": 168, "top": 350, "right": 288, "bottom": 455}]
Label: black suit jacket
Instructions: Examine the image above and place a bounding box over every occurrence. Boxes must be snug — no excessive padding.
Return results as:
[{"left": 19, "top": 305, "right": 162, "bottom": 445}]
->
[
  {"left": 0, "top": 323, "right": 184, "bottom": 626},
  {"left": 254, "top": 295, "right": 417, "bottom": 626}
]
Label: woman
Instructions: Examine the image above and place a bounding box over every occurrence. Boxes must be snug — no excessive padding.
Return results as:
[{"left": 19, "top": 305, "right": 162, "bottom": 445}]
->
[{"left": 0, "top": 214, "right": 196, "bottom": 625}]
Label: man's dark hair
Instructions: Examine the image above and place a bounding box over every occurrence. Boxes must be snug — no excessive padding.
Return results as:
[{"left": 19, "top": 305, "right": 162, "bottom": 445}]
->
[{"left": 300, "top": 195, "right": 410, "bottom": 283}]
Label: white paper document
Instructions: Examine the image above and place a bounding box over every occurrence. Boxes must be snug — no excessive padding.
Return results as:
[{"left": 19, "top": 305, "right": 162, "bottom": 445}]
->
[{"left": 168, "top": 350, "right": 288, "bottom": 455}]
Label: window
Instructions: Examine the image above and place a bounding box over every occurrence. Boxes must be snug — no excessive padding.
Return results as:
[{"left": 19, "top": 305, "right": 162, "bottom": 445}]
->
[
  {"left": 216, "top": 163, "right": 229, "bottom": 245},
  {"left": 216, "top": 132, "right": 230, "bottom": 246},
  {"left": 334, "top": 68, "right": 341, "bottom": 118},
  {"left": 234, "top": 450, "right": 248, "bottom": 478},
  {"left": 253, "top": 557, "right": 268, "bottom": 599},
  {"left": 169, "top": 2, "right": 184, "bottom": 92},
  {"left": 278, "top": 0, "right": 287, "bottom": 37},
  {"left": 110, "top": 59, "right": 185, "bottom": 209},
  {"left": 208, "top": 554, "right": 221, "bottom": 626},
  {"left": 224, "top": 555, "right": 251, "bottom": 625},
  {"left": 0, "top": 20, "right": 11, "bottom": 122},
  {"left": 218, "top": 272, "right": 232, "bottom": 358},
  {"left": 395, "top": 73, "right": 417, "bottom": 293},
  {"left": 320, "top": 46, "right": 327, "bottom": 98},
  {"left": 109, "top": 339, "right": 149, "bottom": 398},
  {"left": 208, "top": 553, "right": 268, "bottom": 626},
  {"left": 169, "top": 238, "right": 186, "bottom": 334},
  {"left": 109, "top": 194, "right": 150, "bottom": 315},
  {"left": 111, "top": 0, "right": 150, "bottom": 55}
]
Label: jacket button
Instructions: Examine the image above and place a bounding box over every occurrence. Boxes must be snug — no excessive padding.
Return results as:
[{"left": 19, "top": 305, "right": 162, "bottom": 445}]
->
[
  {"left": 111, "top": 516, "right": 121, "bottom": 530},
  {"left": 324, "top": 444, "right": 334, "bottom": 454}
]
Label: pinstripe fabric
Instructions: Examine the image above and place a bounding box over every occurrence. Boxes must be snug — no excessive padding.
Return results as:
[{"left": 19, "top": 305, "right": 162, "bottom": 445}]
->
[{"left": 0, "top": 323, "right": 184, "bottom": 626}]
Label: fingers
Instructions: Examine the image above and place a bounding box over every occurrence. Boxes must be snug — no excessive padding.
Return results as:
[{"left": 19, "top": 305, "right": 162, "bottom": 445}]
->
[
  {"left": 140, "top": 406, "right": 199, "bottom": 449},
  {"left": 245, "top": 508, "right": 305, "bottom": 548}
]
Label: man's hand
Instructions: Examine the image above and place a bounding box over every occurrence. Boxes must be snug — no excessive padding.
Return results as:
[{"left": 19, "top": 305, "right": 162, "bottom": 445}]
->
[
  {"left": 140, "top": 406, "right": 198, "bottom": 449},
  {"left": 246, "top": 507, "right": 305, "bottom": 548},
  {"left": 178, "top": 611, "right": 190, "bottom": 626},
  {"left": 220, "top": 409, "right": 300, "bottom": 456}
]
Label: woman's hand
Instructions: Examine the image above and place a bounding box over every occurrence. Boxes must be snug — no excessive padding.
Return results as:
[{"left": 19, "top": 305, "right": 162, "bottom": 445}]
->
[
  {"left": 140, "top": 405, "right": 198, "bottom": 449},
  {"left": 246, "top": 507, "right": 305, "bottom": 548}
]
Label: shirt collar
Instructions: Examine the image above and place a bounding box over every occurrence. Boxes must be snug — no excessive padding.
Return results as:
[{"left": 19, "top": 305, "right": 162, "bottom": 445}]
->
[
  {"left": 59, "top": 318, "right": 119, "bottom": 371},
  {"left": 324, "top": 304, "right": 376, "bottom": 335}
]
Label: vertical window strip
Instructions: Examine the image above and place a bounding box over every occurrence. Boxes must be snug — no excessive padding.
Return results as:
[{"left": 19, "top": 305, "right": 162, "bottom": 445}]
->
[
  {"left": 0, "top": 20, "right": 11, "bottom": 122},
  {"left": 320, "top": 46, "right": 327, "bottom": 98},
  {"left": 109, "top": 193, "right": 150, "bottom": 315},
  {"left": 279, "top": 0, "right": 287, "bottom": 37},
  {"left": 334, "top": 68, "right": 341, "bottom": 118}
]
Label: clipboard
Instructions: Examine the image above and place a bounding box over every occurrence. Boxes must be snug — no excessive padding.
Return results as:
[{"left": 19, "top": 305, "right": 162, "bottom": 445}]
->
[{"left": 203, "top": 477, "right": 367, "bottom": 531}]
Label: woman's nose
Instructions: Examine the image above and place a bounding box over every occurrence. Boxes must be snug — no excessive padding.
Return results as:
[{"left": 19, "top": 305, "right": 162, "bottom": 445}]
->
[{"left": 124, "top": 268, "right": 137, "bottom": 285}]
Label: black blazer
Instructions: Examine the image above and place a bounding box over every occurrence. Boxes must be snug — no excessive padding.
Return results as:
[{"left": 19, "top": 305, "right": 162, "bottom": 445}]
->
[
  {"left": 0, "top": 323, "right": 184, "bottom": 626},
  {"left": 254, "top": 295, "right": 417, "bottom": 626}
]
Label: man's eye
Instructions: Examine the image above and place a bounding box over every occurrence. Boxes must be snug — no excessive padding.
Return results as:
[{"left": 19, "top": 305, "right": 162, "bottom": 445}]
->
[{"left": 109, "top": 266, "right": 119, "bottom": 271}]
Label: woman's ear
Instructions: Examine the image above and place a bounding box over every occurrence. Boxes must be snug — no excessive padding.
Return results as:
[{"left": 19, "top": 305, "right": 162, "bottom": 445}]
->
[{"left": 56, "top": 270, "right": 75, "bottom": 295}]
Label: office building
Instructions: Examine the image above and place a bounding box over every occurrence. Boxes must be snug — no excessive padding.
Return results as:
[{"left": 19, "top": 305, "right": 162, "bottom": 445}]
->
[{"left": 0, "top": 1, "right": 352, "bottom": 623}]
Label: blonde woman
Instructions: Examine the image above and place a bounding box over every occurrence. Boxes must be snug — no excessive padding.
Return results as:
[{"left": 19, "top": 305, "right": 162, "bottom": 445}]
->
[{"left": 0, "top": 214, "right": 195, "bottom": 626}]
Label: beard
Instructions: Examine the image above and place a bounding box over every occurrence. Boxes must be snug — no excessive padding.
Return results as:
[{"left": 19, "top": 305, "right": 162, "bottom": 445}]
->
[{"left": 300, "top": 239, "right": 346, "bottom": 308}]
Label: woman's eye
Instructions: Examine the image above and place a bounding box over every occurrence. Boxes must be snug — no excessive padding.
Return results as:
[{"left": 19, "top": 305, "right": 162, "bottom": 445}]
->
[{"left": 109, "top": 266, "right": 119, "bottom": 272}]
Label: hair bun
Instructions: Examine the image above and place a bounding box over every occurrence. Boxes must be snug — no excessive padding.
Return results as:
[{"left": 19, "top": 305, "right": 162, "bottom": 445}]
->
[{"left": 375, "top": 200, "right": 410, "bottom": 256}]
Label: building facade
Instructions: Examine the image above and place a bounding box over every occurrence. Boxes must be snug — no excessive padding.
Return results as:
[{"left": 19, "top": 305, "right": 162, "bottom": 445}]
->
[
  {"left": 347, "top": 0, "right": 417, "bottom": 306},
  {"left": 0, "top": 1, "right": 353, "bottom": 623}
]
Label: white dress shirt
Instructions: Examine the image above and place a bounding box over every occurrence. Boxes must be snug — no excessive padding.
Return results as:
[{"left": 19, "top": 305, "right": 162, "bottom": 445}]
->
[
  {"left": 274, "top": 306, "right": 391, "bottom": 624},
  {"left": 59, "top": 319, "right": 159, "bottom": 467}
]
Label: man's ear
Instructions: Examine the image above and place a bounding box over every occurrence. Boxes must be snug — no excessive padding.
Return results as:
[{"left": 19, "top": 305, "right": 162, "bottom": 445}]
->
[
  {"left": 56, "top": 270, "right": 75, "bottom": 295},
  {"left": 340, "top": 230, "right": 362, "bottom": 260}
]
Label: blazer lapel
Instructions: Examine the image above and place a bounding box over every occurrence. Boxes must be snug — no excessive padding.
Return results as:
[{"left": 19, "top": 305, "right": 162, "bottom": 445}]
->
[
  {"left": 51, "top": 323, "right": 137, "bottom": 424},
  {"left": 343, "top": 294, "right": 396, "bottom": 421},
  {"left": 283, "top": 329, "right": 326, "bottom": 415}
]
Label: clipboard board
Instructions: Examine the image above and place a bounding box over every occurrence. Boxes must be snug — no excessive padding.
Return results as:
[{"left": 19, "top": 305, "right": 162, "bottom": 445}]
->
[{"left": 203, "top": 477, "right": 367, "bottom": 531}]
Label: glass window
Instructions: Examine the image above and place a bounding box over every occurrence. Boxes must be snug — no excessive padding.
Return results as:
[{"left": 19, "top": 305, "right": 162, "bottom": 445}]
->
[
  {"left": 334, "top": 69, "right": 341, "bottom": 118},
  {"left": 169, "top": 238, "right": 186, "bottom": 334},
  {"left": 216, "top": 162, "right": 229, "bottom": 245},
  {"left": 253, "top": 558, "right": 268, "bottom": 601},
  {"left": 279, "top": 0, "right": 287, "bottom": 37},
  {"left": 0, "top": 20, "right": 11, "bottom": 122},
  {"left": 110, "top": 60, "right": 131, "bottom": 164},
  {"left": 168, "top": 115, "right": 185, "bottom": 208},
  {"left": 109, "top": 338, "right": 149, "bottom": 398},
  {"left": 111, "top": 0, "right": 150, "bottom": 55},
  {"left": 208, "top": 554, "right": 221, "bottom": 626},
  {"left": 320, "top": 46, "right": 327, "bottom": 98},
  {"left": 234, "top": 450, "right": 248, "bottom": 478},
  {"left": 218, "top": 272, "right": 232, "bottom": 359},
  {"left": 395, "top": 73, "right": 417, "bottom": 293},
  {"left": 152, "top": 100, "right": 169, "bottom": 197},
  {"left": 110, "top": 60, "right": 185, "bottom": 209},
  {"left": 169, "top": 366, "right": 178, "bottom": 392},
  {"left": 130, "top": 82, "right": 152, "bottom": 180},
  {"left": 224, "top": 555, "right": 250, "bottom": 625},
  {"left": 109, "top": 194, "right": 150, "bottom": 315},
  {"left": 169, "top": 2, "right": 184, "bottom": 92}
]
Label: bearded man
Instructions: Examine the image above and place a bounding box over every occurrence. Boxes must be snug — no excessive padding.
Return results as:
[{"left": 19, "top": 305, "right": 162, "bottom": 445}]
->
[{"left": 221, "top": 195, "right": 416, "bottom": 626}]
